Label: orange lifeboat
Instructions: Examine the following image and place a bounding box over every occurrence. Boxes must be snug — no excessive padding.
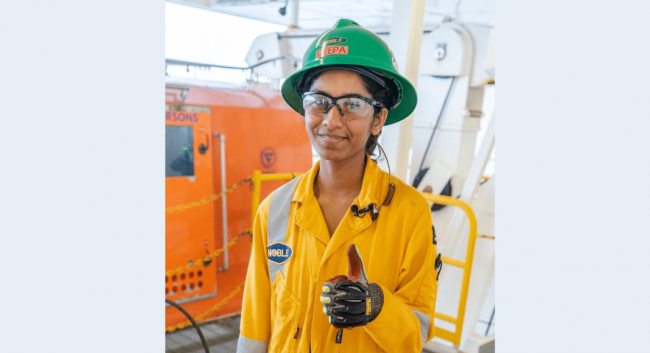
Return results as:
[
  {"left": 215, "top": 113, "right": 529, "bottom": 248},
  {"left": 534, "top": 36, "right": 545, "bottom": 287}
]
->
[{"left": 165, "top": 83, "right": 312, "bottom": 328}]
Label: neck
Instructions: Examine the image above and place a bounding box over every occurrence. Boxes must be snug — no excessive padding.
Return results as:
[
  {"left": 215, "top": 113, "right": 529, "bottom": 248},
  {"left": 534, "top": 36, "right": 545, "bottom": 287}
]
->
[{"left": 316, "top": 152, "right": 366, "bottom": 198}]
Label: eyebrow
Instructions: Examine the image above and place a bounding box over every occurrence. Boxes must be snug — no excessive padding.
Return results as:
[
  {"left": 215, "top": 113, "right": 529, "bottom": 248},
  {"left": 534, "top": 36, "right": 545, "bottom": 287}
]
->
[{"left": 309, "top": 90, "right": 371, "bottom": 100}]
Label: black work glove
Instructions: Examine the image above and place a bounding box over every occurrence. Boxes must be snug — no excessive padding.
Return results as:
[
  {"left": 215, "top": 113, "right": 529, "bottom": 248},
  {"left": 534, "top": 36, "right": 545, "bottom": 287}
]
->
[{"left": 320, "top": 244, "right": 384, "bottom": 329}]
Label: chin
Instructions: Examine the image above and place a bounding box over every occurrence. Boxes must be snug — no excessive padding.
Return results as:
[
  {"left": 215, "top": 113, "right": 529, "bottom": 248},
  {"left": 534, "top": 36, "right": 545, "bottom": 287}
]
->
[
  {"left": 315, "top": 147, "right": 366, "bottom": 163},
  {"left": 315, "top": 149, "right": 344, "bottom": 161}
]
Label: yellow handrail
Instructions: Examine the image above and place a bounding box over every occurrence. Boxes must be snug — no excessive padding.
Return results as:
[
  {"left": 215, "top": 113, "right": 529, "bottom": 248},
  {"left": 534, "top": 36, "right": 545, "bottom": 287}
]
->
[
  {"left": 250, "top": 171, "right": 300, "bottom": 227},
  {"left": 434, "top": 312, "right": 457, "bottom": 324},
  {"left": 249, "top": 173, "right": 480, "bottom": 347},
  {"left": 441, "top": 256, "right": 464, "bottom": 268},
  {"left": 422, "top": 192, "right": 479, "bottom": 347}
]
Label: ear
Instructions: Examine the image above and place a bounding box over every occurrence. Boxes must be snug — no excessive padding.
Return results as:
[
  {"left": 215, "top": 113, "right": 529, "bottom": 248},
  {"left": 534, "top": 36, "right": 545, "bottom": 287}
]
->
[{"left": 370, "top": 108, "right": 388, "bottom": 135}]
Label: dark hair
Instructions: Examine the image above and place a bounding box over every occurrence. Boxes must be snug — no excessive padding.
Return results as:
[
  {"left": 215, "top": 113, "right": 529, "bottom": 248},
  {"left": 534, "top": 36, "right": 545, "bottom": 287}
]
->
[
  {"left": 358, "top": 74, "right": 388, "bottom": 159},
  {"left": 299, "top": 67, "right": 391, "bottom": 159}
]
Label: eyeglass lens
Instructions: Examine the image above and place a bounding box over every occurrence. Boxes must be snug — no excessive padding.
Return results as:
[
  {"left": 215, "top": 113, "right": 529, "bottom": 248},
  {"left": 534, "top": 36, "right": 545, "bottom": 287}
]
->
[{"left": 303, "top": 95, "right": 373, "bottom": 119}]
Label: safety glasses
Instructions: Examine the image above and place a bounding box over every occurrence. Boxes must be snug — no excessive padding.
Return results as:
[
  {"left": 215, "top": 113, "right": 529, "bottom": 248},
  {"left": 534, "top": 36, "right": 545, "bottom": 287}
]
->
[{"left": 301, "top": 91, "right": 384, "bottom": 120}]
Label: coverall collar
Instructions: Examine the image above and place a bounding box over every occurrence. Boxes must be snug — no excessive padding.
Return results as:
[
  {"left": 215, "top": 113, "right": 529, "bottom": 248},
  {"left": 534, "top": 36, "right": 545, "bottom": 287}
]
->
[
  {"left": 292, "top": 154, "right": 388, "bottom": 207},
  {"left": 292, "top": 155, "right": 390, "bottom": 250}
]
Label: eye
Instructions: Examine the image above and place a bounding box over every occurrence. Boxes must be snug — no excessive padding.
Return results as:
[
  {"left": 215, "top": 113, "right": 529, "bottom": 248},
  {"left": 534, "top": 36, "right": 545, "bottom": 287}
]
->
[
  {"left": 343, "top": 98, "right": 365, "bottom": 110},
  {"left": 304, "top": 95, "right": 328, "bottom": 108},
  {"left": 313, "top": 98, "right": 328, "bottom": 107}
]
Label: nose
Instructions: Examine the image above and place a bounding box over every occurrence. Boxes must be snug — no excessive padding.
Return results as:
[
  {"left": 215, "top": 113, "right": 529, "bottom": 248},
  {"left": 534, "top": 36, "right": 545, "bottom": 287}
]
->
[{"left": 322, "top": 104, "right": 344, "bottom": 128}]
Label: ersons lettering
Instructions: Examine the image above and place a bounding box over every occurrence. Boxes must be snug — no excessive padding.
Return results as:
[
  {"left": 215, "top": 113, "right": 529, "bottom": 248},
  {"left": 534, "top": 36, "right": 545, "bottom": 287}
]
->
[
  {"left": 267, "top": 242, "right": 293, "bottom": 264},
  {"left": 166, "top": 111, "right": 198, "bottom": 123}
]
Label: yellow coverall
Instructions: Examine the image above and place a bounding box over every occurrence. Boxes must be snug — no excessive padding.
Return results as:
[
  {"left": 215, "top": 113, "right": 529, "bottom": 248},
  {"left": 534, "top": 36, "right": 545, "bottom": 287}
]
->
[{"left": 238, "top": 156, "right": 438, "bottom": 352}]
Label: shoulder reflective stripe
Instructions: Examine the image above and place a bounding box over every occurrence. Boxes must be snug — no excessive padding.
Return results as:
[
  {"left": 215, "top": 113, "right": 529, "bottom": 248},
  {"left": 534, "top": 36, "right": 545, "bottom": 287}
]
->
[
  {"left": 412, "top": 308, "right": 431, "bottom": 347},
  {"left": 237, "top": 335, "right": 268, "bottom": 353},
  {"left": 267, "top": 177, "right": 301, "bottom": 283}
]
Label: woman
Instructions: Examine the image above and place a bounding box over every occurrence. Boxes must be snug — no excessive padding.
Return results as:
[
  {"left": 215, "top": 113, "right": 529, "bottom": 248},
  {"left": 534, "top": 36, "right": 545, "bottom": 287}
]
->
[{"left": 238, "top": 19, "right": 440, "bottom": 353}]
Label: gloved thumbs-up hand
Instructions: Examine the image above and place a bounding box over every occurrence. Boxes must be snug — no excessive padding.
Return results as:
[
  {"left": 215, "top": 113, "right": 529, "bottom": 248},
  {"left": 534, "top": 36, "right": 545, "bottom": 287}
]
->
[{"left": 320, "top": 244, "right": 384, "bottom": 329}]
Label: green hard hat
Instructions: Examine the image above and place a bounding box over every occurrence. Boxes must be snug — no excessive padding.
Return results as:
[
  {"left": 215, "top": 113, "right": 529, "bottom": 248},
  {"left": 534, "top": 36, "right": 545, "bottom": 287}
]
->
[{"left": 281, "top": 19, "right": 417, "bottom": 126}]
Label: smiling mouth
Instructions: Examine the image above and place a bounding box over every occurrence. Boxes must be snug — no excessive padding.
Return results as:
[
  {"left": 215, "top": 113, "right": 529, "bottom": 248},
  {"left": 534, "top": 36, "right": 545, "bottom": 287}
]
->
[{"left": 319, "top": 134, "right": 347, "bottom": 141}]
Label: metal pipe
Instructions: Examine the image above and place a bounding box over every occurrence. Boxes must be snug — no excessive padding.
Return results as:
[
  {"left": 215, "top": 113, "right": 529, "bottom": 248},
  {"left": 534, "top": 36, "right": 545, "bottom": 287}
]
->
[
  {"left": 422, "top": 192, "right": 478, "bottom": 346},
  {"left": 290, "top": 0, "right": 299, "bottom": 28},
  {"left": 258, "top": 172, "right": 297, "bottom": 182},
  {"left": 441, "top": 256, "right": 464, "bottom": 268},
  {"left": 166, "top": 56, "right": 300, "bottom": 72},
  {"left": 434, "top": 312, "right": 458, "bottom": 324},
  {"left": 434, "top": 327, "right": 456, "bottom": 344},
  {"left": 250, "top": 170, "right": 262, "bottom": 228},
  {"left": 390, "top": 0, "right": 427, "bottom": 180},
  {"left": 250, "top": 172, "right": 301, "bottom": 230},
  {"left": 278, "top": 30, "right": 434, "bottom": 39},
  {"left": 214, "top": 132, "right": 229, "bottom": 271},
  {"left": 455, "top": 201, "right": 478, "bottom": 346}
]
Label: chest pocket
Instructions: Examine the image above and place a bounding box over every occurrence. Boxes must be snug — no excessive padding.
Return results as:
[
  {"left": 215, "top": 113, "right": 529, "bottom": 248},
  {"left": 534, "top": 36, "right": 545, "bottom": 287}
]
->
[{"left": 269, "top": 272, "right": 302, "bottom": 353}]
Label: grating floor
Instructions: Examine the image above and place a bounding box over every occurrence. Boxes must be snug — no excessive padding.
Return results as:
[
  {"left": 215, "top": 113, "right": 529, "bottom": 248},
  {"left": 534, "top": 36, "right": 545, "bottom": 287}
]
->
[
  {"left": 166, "top": 315, "right": 241, "bottom": 353},
  {"left": 165, "top": 314, "right": 456, "bottom": 353}
]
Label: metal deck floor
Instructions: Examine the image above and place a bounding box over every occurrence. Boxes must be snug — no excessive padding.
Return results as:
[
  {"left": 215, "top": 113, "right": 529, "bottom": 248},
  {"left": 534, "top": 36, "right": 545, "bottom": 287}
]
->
[
  {"left": 165, "top": 314, "right": 457, "bottom": 353},
  {"left": 166, "top": 315, "right": 240, "bottom": 353}
]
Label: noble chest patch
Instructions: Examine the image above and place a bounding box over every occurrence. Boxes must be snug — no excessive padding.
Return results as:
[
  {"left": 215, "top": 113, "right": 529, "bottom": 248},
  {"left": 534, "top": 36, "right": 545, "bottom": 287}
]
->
[{"left": 267, "top": 242, "right": 293, "bottom": 264}]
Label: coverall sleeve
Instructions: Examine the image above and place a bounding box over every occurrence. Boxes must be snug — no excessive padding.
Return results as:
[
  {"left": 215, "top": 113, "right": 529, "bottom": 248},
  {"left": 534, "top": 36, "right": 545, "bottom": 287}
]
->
[
  {"left": 237, "top": 196, "right": 272, "bottom": 353},
  {"left": 364, "top": 205, "right": 438, "bottom": 352}
]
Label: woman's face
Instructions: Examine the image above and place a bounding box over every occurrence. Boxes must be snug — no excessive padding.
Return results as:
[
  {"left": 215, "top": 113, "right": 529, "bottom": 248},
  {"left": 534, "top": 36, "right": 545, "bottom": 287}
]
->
[{"left": 305, "top": 70, "right": 387, "bottom": 163}]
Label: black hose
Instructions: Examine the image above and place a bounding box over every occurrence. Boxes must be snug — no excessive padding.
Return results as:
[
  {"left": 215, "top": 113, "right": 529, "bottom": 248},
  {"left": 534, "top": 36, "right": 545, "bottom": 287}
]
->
[
  {"left": 165, "top": 299, "right": 210, "bottom": 353},
  {"left": 417, "top": 76, "right": 457, "bottom": 174}
]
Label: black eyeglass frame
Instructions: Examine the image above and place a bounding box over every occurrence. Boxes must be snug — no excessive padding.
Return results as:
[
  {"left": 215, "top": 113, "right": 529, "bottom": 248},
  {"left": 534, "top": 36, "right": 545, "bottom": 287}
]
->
[{"left": 301, "top": 91, "right": 384, "bottom": 116}]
